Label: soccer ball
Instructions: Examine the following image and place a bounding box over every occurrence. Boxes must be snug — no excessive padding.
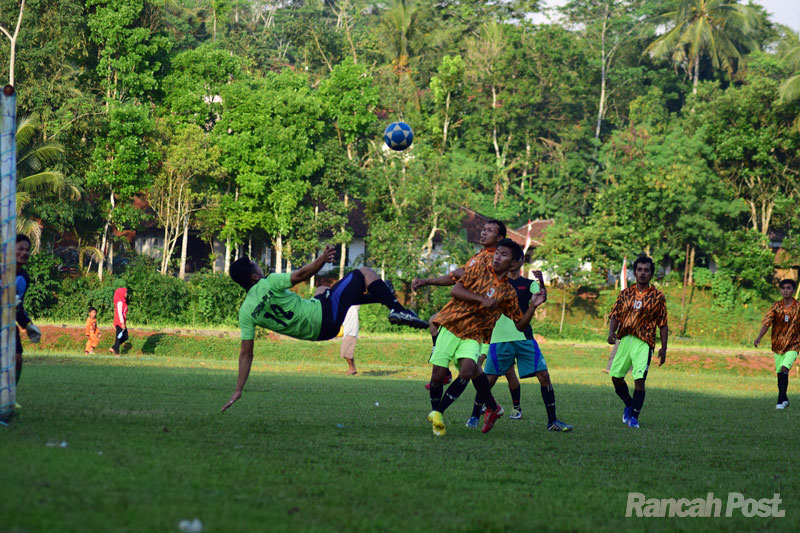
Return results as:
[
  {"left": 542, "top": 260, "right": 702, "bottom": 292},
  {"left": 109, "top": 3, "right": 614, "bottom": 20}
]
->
[{"left": 383, "top": 122, "right": 414, "bottom": 151}]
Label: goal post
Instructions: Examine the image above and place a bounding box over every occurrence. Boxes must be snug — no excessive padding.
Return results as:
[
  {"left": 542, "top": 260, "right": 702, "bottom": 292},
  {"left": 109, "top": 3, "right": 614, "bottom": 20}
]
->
[{"left": 0, "top": 84, "right": 17, "bottom": 424}]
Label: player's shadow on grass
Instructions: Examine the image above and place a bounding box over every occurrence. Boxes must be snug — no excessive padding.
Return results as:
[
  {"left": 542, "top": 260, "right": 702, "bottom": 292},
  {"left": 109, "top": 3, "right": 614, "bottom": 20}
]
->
[
  {"left": 141, "top": 334, "right": 166, "bottom": 354},
  {"left": 360, "top": 369, "right": 402, "bottom": 377}
]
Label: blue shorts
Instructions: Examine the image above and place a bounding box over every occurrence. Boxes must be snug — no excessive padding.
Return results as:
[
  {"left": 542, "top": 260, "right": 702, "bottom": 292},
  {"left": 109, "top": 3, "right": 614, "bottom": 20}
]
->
[
  {"left": 485, "top": 339, "right": 547, "bottom": 378},
  {"left": 314, "top": 270, "right": 366, "bottom": 341}
]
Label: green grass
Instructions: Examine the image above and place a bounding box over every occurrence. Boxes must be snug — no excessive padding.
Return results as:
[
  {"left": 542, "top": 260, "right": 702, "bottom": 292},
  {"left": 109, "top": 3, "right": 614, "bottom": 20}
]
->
[{"left": 4, "top": 338, "right": 800, "bottom": 531}]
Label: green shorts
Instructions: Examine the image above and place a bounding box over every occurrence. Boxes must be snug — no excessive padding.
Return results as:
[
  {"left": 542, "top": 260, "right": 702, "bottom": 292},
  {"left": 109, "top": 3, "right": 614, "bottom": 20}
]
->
[
  {"left": 485, "top": 340, "right": 547, "bottom": 378},
  {"left": 429, "top": 327, "right": 481, "bottom": 369},
  {"left": 609, "top": 335, "right": 653, "bottom": 380},
  {"left": 775, "top": 351, "right": 798, "bottom": 373}
]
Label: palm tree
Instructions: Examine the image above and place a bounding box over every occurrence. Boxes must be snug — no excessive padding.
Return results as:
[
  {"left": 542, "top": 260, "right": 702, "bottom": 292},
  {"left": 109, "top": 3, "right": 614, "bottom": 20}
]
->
[
  {"left": 644, "top": 0, "right": 759, "bottom": 94},
  {"left": 777, "top": 27, "right": 800, "bottom": 129},
  {"left": 380, "top": 0, "right": 421, "bottom": 110},
  {"left": 15, "top": 113, "right": 80, "bottom": 249}
]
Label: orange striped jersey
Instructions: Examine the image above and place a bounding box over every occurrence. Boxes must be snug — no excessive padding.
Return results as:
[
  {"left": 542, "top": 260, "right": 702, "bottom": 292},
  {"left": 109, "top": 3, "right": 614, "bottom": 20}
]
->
[
  {"left": 434, "top": 254, "right": 523, "bottom": 343},
  {"left": 449, "top": 247, "right": 496, "bottom": 282},
  {"left": 609, "top": 286, "right": 667, "bottom": 348},
  {"left": 761, "top": 299, "right": 800, "bottom": 355}
]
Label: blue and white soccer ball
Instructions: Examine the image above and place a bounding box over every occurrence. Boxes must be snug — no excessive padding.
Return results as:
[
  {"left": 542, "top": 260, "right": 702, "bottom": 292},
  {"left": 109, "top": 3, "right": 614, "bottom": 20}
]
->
[{"left": 383, "top": 122, "right": 414, "bottom": 151}]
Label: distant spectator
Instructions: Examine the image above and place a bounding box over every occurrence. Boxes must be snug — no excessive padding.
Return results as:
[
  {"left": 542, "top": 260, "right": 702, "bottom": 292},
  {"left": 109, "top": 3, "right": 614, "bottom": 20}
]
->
[
  {"left": 110, "top": 287, "right": 129, "bottom": 355},
  {"left": 340, "top": 305, "right": 360, "bottom": 375},
  {"left": 85, "top": 307, "right": 101, "bottom": 354}
]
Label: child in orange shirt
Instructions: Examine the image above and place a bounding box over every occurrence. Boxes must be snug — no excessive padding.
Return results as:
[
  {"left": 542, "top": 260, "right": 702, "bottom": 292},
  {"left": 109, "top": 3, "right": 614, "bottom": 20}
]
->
[{"left": 85, "top": 307, "right": 101, "bottom": 354}]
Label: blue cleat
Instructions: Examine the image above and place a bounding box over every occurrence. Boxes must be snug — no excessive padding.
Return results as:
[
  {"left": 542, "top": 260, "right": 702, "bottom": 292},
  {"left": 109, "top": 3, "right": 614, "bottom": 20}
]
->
[
  {"left": 623, "top": 406, "right": 632, "bottom": 425},
  {"left": 547, "top": 420, "right": 573, "bottom": 432},
  {"left": 465, "top": 416, "right": 480, "bottom": 428},
  {"left": 627, "top": 416, "right": 640, "bottom": 428}
]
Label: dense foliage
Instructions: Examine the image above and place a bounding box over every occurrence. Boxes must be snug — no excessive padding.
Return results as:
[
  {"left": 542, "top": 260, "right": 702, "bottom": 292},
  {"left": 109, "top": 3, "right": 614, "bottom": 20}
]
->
[{"left": 3, "top": 0, "right": 800, "bottom": 322}]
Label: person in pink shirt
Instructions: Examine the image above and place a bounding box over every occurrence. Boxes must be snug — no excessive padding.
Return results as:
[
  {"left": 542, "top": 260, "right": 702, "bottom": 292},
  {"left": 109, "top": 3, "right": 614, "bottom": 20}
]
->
[{"left": 110, "top": 287, "right": 129, "bottom": 355}]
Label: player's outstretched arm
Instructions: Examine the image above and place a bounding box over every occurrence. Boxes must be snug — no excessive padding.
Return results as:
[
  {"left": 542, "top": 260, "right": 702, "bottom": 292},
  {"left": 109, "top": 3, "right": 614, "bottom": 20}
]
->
[
  {"left": 290, "top": 245, "right": 336, "bottom": 286},
  {"left": 412, "top": 268, "right": 464, "bottom": 291},
  {"left": 451, "top": 281, "right": 495, "bottom": 308},
  {"left": 753, "top": 324, "right": 770, "bottom": 347},
  {"left": 658, "top": 325, "right": 668, "bottom": 366},
  {"left": 221, "top": 339, "right": 255, "bottom": 412}
]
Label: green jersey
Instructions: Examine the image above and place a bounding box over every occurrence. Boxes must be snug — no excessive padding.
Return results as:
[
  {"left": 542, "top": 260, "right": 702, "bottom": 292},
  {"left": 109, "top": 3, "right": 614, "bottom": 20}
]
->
[
  {"left": 490, "top": 278, "right": 539, "bottom": 344},
  {"left": 239, "top": 273, "right": 323, "bottom": 341}
]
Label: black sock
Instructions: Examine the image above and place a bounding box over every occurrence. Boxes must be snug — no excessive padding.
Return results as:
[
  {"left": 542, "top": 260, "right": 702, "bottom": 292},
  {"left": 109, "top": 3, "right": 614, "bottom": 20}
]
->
[
  {"left": 437, "top": 377, "right": 469, "bottom": 413},
  {"left": 778, "top": 372, "right": 789, "bottom": 403},
  {"left": 510, "top": 386, "right": 521, "bottom": 410},
  {"left": 614, "top": 380, "right": 632, "bottom": 407},
  {"left": 367, "top": 280, "right": 403, "bottom": 312},
  {"left": 355, "top": 293, "right": 380, "bottom": 305},
  {"left": 472, "top": 373, "right": 497, "bottom": 412},
  {"left": 429, "top": 381, "right": 443, "bottom": 412},
  {"left": 471, "top": 389, "right": 485, "bottom": 418},
  {"left": 541, "top": 385, "right": 556, "bottom": 424},
  {"left": 631, "top": 389, "right": 646, "bottom": 420}
]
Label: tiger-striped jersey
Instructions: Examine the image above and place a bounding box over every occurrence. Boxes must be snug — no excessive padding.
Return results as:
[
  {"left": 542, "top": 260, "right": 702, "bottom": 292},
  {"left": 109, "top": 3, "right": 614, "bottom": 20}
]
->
[
  {"left": 761, "top": 299, "right": 800, "bottom": 355},
  {"left": 448, "top": 247, "right": 496, "bottom": 282},
  {"left": 609, "top": 286, "right": 668, "bottom": 349},
  {"left": 434, "top": 254, "right": 523, "bottom": 343}
]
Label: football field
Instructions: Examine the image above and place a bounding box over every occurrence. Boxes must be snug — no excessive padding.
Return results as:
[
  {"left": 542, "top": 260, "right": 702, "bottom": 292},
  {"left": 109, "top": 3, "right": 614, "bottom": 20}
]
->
[{"left": 4, "top": 337, "right": 799, "bottom": 531}]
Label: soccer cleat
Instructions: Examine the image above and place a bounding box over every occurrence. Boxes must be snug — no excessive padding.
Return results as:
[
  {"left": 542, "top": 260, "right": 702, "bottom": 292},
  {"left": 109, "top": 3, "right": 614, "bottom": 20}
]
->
[
  {"left": 626, "top": 416, "right": 640, "bottom": 428},
  {"left": 776, "top": 400, "right": 789, "bottom": 410},
  {"left": 465, "top": 416, "right": 480, "bottom": 428},
  {"left": 481, "top": 404, "right": 504, "bottom": 434},
  {"left": 509, "top": 408, "right": 522, "bottom": 420},
  {"left": 623, "top": 406, "right": 632, "bottom": 425},
  {"left": 427, "top": 410, "right": 446, "bottom": 436},
  {"left": 547, "top": 420, "right": 573, "bottom": 432},
  {"left": 388, "top": 309, "right": 429, "bottom": 329}
]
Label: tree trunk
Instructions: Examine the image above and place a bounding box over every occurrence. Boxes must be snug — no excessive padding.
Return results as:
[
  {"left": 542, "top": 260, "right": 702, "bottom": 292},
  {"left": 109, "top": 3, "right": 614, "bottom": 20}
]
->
[
  {"left": 681, "top": 243, "right": 690, "bottom": 309},
  {"left": 559, "top": 285, "right": 567, "bottom": 335},
  {"left": 224, "top": 237, "right": 231, "bottom": 274},
  {"left": 107, "top": 234, "right": 114, "bottom": 275},
  {"left": 687, "top": 246, "right": 696, "bottom": 286},
  {"left": 0, "top": 0, "right": 25, "bottom": 86},
  {"left": 275, "top": 234, "right": 283, "bottom": 274},
  {"left": 98, "top": 222, "right": 109, "bottom": 281},
  {"left": 179, "top": 215, "right": 189, "bottom": 280},
  {"left": 692, "top": 57, "right": 699, "bottom": 95},
  {"left": 161, "top": 224, "right": 169, "bottom": 274},
  {"left": 595, "top": 14, "right": 608, "bottom": 141},
  {"left": 339, "top": 194, "right": 348, "bottom": 280}
]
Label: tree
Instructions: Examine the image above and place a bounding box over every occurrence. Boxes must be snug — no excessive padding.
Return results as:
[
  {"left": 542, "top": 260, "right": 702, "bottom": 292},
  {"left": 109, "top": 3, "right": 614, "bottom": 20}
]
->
[
  {"left": 777, "top": 27, "right": 800, "bottom": 129},
  {"left": 560, "top": 0, "right": 647, "bottom": 140},
  {"left": 213, "top": 70, "right": 325, "bottom": 272},
  {"left": 691, "top": 74, "right": 800, "bottom": 236},
  {"left": 644, "top": 0, "right": 759, "bottom": 94},
  {"left": 148, "top": 123, "right": 223, "bottom": 277},
  {"left": 15, "top": 114, "right": 80, "bottom": 249},
  {"left": 428, "top": 54, "right": 465, "bottom": 152},
  {"left": 86, "top": 103, "right": 157, "bottom": 279}
]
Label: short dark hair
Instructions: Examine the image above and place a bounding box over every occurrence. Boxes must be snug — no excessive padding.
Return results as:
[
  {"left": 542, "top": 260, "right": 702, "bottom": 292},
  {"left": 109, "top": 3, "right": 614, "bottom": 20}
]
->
[
  {"left": 16, "top": 234, "right": 30, "bottom": 246},
  {"left": 487, "top": 219, "right": 507, "bottom": 239},
  {"left": 497, "top": 238, "right": 523, "bottom": 262},
  {"left": 230, "top": 256, "right": 257, "bottom": 290},
  {"left": 88, "top": 307, "right": 97, "bottom": 313},
  {"left": 632, "top": 254, "right": 655, "bottom": 274},
  {"left": 779, "top": 279, "right": 797, "bottom": 291}
]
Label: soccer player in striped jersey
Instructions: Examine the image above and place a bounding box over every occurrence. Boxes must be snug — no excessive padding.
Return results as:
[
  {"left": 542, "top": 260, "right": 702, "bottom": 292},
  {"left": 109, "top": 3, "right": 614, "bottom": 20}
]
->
[
  {"left": 607, "top": 255, "right": 668, "bottom": 428},
  {"left": 426, "top": 239, "right": 544, "bottom": 436},
  {"left": 412, "top": 220, "right": 521, "bottom": 394},
  {"left": 753, "top": 279, "right": 800, "bottom": 409}
]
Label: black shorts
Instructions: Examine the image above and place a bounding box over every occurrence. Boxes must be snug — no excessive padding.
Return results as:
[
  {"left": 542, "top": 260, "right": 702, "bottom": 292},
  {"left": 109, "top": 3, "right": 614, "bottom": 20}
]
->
[
  {"left": 314, "top": 270, "right": 367, "bottom": 341},
  {"left": 16, "top": 327, "right": 22, "bottom": 355}
]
